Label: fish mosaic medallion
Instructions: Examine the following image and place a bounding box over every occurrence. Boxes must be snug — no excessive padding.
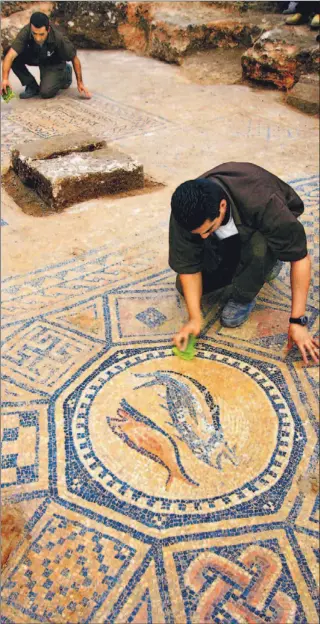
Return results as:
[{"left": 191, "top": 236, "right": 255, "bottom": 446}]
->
[{"left": 54, "top": 344, "right": 303, "bottom": 530}]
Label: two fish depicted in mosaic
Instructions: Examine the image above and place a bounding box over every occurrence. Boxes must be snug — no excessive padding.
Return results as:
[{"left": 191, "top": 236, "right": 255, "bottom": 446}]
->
[
  {"left": 107, "top": 398, "right": 199, "bottom": 490},
  {"left": 107, "top": 371, "right": 237, "bottom": 490}
]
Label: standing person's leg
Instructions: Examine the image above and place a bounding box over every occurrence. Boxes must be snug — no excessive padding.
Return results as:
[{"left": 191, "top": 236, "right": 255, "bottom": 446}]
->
[
  {"left": 221, "top": 231, "right": 277, "bottom": 327},
  {"left": 39, "top": 62, "right": 70, "bottom": 99},
  {"left": 286, "top": 1, "right": 319, "bottom": 24}
]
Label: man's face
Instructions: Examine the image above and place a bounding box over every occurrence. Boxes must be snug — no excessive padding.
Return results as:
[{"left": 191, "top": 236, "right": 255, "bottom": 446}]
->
[
  {"left": 31, "top": 24, "right": 49, "bottom": 46},
  {"left": 191, "top": 199, "right": 227, "bottom": 239}
]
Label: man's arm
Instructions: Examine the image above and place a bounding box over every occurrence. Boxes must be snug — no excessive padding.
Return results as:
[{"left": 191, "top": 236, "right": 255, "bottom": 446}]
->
[
  {"left": 173, "top": 272, "right": 203, "bottom": 351},
  {"left": 1, "top": 48, "right": 18, "bottom": 93},
  {"left": 71, "top": 56, "right": 91, "bottom": 99},
  {"left": 288, "top": 254, "right": 319, "bottom": 364}
]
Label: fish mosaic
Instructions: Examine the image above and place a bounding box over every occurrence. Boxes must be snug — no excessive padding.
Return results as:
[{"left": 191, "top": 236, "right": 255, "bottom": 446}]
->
[{"left": 107, "top": 370, "right": 238, "bottom": 492}]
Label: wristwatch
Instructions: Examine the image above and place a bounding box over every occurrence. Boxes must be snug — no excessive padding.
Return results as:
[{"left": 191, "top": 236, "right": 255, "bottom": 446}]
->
[{"left": 289, "top": 315, "right": 308, "bottom": 326}]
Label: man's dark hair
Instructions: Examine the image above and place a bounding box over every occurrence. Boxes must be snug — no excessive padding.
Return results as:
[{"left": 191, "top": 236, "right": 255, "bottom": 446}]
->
[
  {"left": 30, "top": 12, "right": 50, "bottom": 30},
  {"left": 171, "top": 178, "right": 229, "bottom": 231}
]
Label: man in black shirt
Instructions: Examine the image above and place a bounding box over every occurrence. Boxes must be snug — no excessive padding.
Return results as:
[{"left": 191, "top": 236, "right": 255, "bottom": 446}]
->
[
  {"left": 169, "top": 162, "right": 319, "bottom": 365},
  {"left": 1, "top": 12, "right": 91, "bottom": 100}
]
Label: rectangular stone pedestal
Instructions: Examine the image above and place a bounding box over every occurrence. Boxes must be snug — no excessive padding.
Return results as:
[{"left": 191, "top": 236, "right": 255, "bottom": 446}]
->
[{"left": 11, "top": 132, "right": 144, "bottom": 209}]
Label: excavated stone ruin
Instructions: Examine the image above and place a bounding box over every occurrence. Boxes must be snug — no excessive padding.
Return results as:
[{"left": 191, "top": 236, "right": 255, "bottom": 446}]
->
[{"left": 11, "top": 132, "right": 144, "bottom": 210}]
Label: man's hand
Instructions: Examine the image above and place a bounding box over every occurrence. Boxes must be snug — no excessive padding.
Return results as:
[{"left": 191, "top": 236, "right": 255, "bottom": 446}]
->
[
  {"left": 1, "top": 79, "right": 12, "bottom": 94},
  {"left": 287, "top": 324, "right": 319, "bottom": 365},
  {"left": 77, "top": 82, "right": 91, "bottom": 99},
  {"left": 173, "top": 318, "right": 202, "bottom": 352}
]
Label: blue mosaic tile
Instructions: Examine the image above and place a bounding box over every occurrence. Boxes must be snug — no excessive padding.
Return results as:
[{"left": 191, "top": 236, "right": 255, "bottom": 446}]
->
[{"left": 136, "top": 306, "right": 167, "bottom": 328}]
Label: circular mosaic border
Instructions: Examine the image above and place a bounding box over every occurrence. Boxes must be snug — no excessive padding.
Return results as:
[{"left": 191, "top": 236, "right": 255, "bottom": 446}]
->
[{"left": 65, "top": 346, "right": 297, "bottom": 517}]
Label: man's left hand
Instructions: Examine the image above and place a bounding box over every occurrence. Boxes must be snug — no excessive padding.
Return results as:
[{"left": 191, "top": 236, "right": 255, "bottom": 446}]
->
[
  {"left": 77, "top": 82, "right": 91, "bottom": 99},
  {"left": 287, "top": 324, "right": 319, "bottom": 365}
]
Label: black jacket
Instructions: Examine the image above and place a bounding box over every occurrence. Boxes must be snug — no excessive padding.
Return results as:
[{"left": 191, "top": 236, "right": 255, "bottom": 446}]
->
[
  {"left": 12, "top": 24, "right": 76, "bottom": 66},
  {"left": 169, "top": 162, "right": 307, "bottom": 274}
]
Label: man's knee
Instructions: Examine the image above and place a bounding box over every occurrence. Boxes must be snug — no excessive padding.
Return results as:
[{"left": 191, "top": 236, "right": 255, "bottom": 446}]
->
[
  {"left": 248, "top": 232, "right": 269, "bottom": 259},
  {"left": 40, "top": 86, "right": 59, "bottom": 99}
]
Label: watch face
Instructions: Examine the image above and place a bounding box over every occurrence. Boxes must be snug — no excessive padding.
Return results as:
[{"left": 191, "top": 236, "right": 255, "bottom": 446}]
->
[{"left": 301, "top": 315, "right": 308, "bottom": 326}]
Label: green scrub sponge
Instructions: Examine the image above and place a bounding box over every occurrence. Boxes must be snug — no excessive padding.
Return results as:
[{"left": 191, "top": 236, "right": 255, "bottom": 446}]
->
[
  {"left": 2, "top": 87, "right": 15, "bottom": 103},
  {"left": 172, "top": 334, "right": 197, "bottom": 360}
]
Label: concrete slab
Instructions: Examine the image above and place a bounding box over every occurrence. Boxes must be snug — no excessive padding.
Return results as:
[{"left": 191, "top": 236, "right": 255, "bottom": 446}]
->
[
  {"left": 286, "top": 74, "right": 320, "bottom": 115},
  {"left": 12, "top": 142, "right": 144, "bottom": 209},
  {"left": 11, "top": 131, "right": 107, "bottom": 162}
]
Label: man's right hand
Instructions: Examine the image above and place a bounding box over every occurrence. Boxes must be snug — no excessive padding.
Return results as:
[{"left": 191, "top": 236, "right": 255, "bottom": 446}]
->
[
  {"left": 1, "top": 79, "right": 12, "bottom": 94},
  {"left": 173, "top": 318, "right": 202, "bottom": 351}
]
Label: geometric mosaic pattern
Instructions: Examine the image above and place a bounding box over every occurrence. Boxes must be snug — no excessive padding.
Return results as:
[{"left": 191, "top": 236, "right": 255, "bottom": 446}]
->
[
  {"left": 175, "top": 542, "right": 300, "bottom": 623},
  {"left": 1, "top": 410, "right": 39, "bottom": 487},
  {"left": 1, "top": 175, "right": 319, "bottom": 622},
  {"left": 1, "top": 92, "right": 171, "bottom": 158},
  {"left": 2, "top": 513, "right": 135, "bottom": 624},
  {"left": 136, "top": 306, "right": 167, "bottom": 328}
]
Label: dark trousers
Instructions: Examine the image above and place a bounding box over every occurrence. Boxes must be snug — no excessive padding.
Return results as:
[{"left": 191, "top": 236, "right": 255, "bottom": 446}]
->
[
  {"left": 11, "top": 52, "right": 69, "bottom": 99},
  {"left": 176, "top": 231, "right": 277, "bottom": 304},
  {"left": 296, "top": 2, "right": 319, "bottom": 16}
]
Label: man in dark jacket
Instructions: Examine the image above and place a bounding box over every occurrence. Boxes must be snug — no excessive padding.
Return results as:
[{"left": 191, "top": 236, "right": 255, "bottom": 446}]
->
[
  {"left": 1, "top": 12, "right": 91, "bottom": 100},
  {"left": 170, "top": 162, "right": 319, "bottom": 365}
]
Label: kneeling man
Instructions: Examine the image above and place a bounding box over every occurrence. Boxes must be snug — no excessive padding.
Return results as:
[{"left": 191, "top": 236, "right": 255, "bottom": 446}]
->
[
  {"left": 1, "top": 11, "right": 91, "bottom": 99},
  {"left": 170, "top": 161, "right": 319, "bottom": 364}
]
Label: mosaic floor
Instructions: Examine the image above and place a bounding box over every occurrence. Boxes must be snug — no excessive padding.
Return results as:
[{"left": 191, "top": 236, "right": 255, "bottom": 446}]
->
[{"left": 1, "top": 49, "right": 319, "bottom": 624}]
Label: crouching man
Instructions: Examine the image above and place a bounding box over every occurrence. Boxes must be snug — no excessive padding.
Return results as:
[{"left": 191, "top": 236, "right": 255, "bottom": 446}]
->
[
  {"left": 170, "top": 161, "right": 319, "bottom": 365},
  {"left": 1, "top": 11, "right": 91, "bottom": 100}
]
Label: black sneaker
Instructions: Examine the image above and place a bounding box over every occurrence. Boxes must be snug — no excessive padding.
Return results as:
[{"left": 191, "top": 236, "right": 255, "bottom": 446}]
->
[
  {"left": 62, "top": 63, "right": 72, "bottom": 89},
  {"left": 20, "top": 83, "right": 39, "bottom": 99}
]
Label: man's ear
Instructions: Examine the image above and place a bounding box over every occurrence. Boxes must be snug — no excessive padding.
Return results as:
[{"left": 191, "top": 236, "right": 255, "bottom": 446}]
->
[{"left": 220, "top": 198, "right": 227, "bottom": 214}]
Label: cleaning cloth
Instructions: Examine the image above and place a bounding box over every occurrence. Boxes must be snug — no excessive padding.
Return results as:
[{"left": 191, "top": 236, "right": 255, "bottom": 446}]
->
[{"left": 172, "top": 334, "right": 197, "bottom": 360}]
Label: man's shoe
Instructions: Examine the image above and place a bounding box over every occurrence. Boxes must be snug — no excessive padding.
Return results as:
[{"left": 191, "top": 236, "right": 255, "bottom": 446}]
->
[
  {"left": 62, "top": 63, "right": 72, "bottom": 89},
  {"left": 266, "top": 260, "right": 283, "bottom": 283},
  {"left": 19, "top": 83, "right": 39, "bottom": 99},
  {"left": 285, "top": 12, "right": 303, "bottom": 25},
  {"left": 310, "top": 14, "right": 320, "bottom": 29},
  {"left": 221, "top": 298, "right": 256, "bottom": 328}
]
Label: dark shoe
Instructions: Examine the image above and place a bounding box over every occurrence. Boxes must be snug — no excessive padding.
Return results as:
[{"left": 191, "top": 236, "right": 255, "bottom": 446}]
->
[
  {"left": 19, "top": 83, "right": 39, "bottom": 99},
  {"left": 266, "top": 260, "right": 284, "bottom": 282},
  {"left": 62, "top": 63, "right": 72, "bottom": 89},
  {"left": 221, "top": 298, "right": 256, "bottom": 328}
]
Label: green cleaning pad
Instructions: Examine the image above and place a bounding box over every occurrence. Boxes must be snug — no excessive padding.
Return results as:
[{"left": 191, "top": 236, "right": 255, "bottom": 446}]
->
[
  {"left": 2, "top": 87, "right": 15, "bottom": 103},
  {"left": 172, "top": 334, "right": 197, "bottom": 360}
]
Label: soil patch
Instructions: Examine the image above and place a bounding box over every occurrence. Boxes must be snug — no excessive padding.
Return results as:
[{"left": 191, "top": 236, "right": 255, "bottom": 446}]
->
[
  {"left": 180, "top": 47, "right": 246, "bottom": 85},
  {"left": 2, "top": 169, "right": 164, "bottom": 217}
]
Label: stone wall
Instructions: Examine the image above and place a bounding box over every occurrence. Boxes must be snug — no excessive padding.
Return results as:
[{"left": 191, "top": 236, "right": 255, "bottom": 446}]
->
[
  {"left": 51, "top": 1, "right": 128, "bottom": 49},
  {"left": 1, "top": 1, "right": 318, "bottom": 94},
  {"left": 1, "top": 2, "right": 31, "bottom": 17}
]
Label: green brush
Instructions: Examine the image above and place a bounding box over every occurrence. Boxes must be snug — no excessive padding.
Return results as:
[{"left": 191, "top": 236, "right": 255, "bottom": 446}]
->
[
  {"left": 172, "top": 334, "right": 197, "bottom": 360},
  {"left": 2, "top": 87, "right": 15, "bottom": 103}
]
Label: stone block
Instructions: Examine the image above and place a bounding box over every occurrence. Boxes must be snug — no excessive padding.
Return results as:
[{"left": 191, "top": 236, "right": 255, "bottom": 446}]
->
[
  {"left": 11, "top": 132, "right": 107, "bottom": 176},
  {"left": 286, "top": 75, "right": 320, "bottom": 115},
  {"left": 11, "top": 135, "right": 144, "bottom": 209},
  {"left": 242, "top": 26, "right": 319, "bottom": 90}
]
